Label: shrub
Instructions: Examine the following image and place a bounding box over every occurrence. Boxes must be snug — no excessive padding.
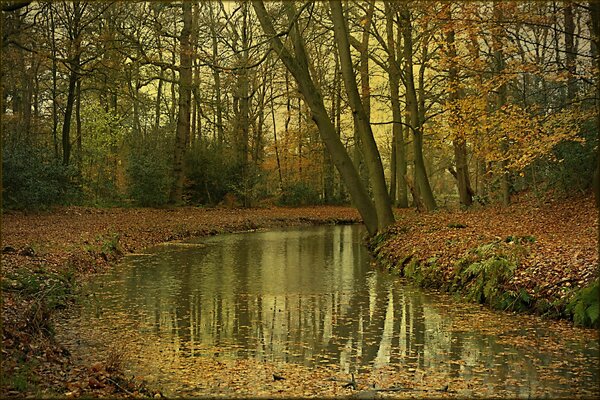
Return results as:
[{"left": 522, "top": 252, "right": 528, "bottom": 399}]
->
[
  {"left": 2, "top": 145, "right": 80, "bottom": 209},
  {"left": 278, "top": 182, "right": 321, "bottom": 206},
  {"left": 126, "top": 145, "right": 172, "bottom": 206},
  {"left": 185, "top": 143, "right": 258, "bottom": 205}
]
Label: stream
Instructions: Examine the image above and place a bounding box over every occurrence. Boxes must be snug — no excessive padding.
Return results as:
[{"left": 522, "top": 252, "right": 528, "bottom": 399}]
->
[{"left": 58, "top": 224, "right": 599, "bottom": 397}]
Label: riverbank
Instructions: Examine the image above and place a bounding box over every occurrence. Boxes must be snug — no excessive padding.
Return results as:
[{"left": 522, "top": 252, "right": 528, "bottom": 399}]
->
[
  {"left": 370, "top": 194, "right": 598, "bottom": 328},
  {"left": 1, "top": 197, "right": 598, "bottom": 397},
  {"left": 1, "top": 205, "right": 360, "bottom": 397}
]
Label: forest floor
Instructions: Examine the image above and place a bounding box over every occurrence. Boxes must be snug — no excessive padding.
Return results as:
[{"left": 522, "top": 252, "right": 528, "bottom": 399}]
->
[
  {"left": 373, "top": 193, "right": 598, "bottom": 309},
  {"left": 1, "top": 197, "right": 598, "bottom": 398}
]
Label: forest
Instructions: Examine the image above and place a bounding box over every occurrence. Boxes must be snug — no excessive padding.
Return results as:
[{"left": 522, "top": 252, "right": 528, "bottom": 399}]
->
[
  {"left": 1, "top": 0, "right": 599, "bottom": 398},
  {"left": 2, "top": 1, "right": 598, "bottom": 219}
]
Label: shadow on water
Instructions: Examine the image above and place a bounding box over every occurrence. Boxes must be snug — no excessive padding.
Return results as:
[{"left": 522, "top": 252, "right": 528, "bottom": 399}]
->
[{"left": 67, "top": 225, "right": 598, "bottom": 397}]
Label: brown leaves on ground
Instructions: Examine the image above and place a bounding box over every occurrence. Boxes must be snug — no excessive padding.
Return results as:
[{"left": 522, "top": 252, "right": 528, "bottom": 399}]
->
[
  {"left": 1, "top": 205, "right": 360, "bottom": 276},
  {"left": 1, "top": 205, "right": 359, "bottom": 398},
  {"left": 379, "top": 194, "right": 598, "bottom": 302},
  {"left": 1, "top": 197, "right": 597, "bottom": 397}
]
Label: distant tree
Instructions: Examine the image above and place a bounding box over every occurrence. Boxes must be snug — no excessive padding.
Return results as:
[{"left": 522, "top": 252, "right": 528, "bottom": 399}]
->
[{"left": 169, "top": 1, "right": 192, "bottom": 204}]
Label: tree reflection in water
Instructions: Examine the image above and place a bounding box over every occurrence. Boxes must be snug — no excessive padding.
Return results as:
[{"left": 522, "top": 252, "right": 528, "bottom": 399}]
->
[{"left": 81, "top": 225, "right": 598, "bottom": 396}]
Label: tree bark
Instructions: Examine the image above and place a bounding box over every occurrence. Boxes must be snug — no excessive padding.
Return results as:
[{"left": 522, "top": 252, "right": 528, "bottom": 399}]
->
[
  {"left": 385, "top": 2, "right": 407, "bottom": 207},
  {"left": 401, "top": 5, "right": 436, "bottom": 211},
  {"left": 169, "top": 1, "right": 193, "bottom": 204},
  {"left": 564, "top": 1, "right": 576, "bottom": 100},
  {"left": 252, "top": 0, "right": 379, "bottom": 234},
  {"left": 330, "top": 0, "right": 395, "bottom": 230},
  {"left": 209, "top": 2, "right": 224, "bottom": 146},
  {"left": 589, "top": 0, "right": 600, "bottom": 261},
  {"left": 493, "top": 2, "right": 510, "bottom": 206},
  {"left": 445, "top": 13, "right": 473, "bottom": 207}
]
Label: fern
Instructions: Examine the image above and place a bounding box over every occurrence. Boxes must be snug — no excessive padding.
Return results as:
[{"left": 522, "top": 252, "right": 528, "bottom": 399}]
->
[{"left": 567, "top": 279, "right": 599, "bottom": 328}]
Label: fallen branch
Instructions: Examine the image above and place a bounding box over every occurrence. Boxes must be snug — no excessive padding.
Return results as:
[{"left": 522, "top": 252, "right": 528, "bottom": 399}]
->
[{"left": 106, "top": 377, "right": 135, "bottom": 396}]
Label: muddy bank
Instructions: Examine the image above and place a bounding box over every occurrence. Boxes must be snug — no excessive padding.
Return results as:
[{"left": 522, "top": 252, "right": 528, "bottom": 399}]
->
[{"left": 370, "top": 195, "right": 598, "bottom": 328}]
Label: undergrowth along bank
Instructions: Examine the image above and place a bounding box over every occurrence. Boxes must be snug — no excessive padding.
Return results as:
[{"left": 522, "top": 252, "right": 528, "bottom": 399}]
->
[{"left": 368, "top": 229, "right": 599, "bottom": 328}]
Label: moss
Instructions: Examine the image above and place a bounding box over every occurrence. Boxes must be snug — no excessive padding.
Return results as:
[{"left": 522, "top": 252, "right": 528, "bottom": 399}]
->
[{"left": 373, "top": 234, "right": 597, "bottom": 327}]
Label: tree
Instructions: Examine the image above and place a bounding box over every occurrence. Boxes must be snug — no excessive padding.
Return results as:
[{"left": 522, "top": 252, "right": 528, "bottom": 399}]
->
[
  {"left": 169, "top": 1, "right": 192, "bottom": 204},
  {"left": 329, "top": 0, "right": 394, "bottom": 230},
  {"left": 252, "top": 0, "right": 379, "bottom": 234},
  {"left": 400, "top": 5, "right": 437, "bottom": 211},
  {"left": 443, "top": 5, "right": 473, "bottom": 207},
  {"left": 384, "top": 1, "right": 408, "bottom": 208}
]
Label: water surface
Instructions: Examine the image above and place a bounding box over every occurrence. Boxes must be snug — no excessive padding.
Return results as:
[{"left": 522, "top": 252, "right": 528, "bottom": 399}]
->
[{"left": 66, "top": 225, "right": 599, "bottom": 397}]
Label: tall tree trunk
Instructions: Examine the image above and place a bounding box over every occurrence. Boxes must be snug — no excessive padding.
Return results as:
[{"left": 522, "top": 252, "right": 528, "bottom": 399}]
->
[
  {"left": 61, "top": 2, "right": 83, "bottom": 166},
  {"left": 169, "top": 1, "right": 193, "bottom": 204},
  {"left": 238, "top": 2, "right": 251, "bottom": 206},
  {"left": 75, "top": 79, "right": 82, "bottom": 168},
  {"left": 209, "top": 2, "right": 224, "bottom": 146},
  {"left": 253, "top": 0, "right": 378, "bottom": 234},
  {"left": 353, "top": 1, "right": 375, "bottom": 189},
  {"left": 50, "top": 4, "right": 59, "bottom": 159},
  {"left": 564, "top": 0, "right": 576, "bottom": 100},
  {"left": 589, "top": 1, "right": 599, "bottom": 230},
  {"left": 62, "top": 59, "right": 79, "bottom": 166},
  {"left": 493, "top": 1, "right": 510, "bottom": 206},
  {"left": 324, "top": 49, "right": 339, "bottom": 203},
  {"left": 401, "top": 5, "right": 436, "bottom": 210},
  {"left": 385, "top": 2, "right": 407, "bottom": 207},
  {"left": 330, "top": 0, "right": 395, "bottom": 230},
  {"left": 446, "top": 12, "right": 473, "bottom": 207},
  {"left": 153, "top": 6, "right": 164, "bottom": 134},
  {"left": 270, "top": 77, "right": 283, "bottom": 192}
]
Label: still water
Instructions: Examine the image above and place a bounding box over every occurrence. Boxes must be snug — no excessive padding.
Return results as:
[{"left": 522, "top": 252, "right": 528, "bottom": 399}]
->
[{"left": 69, "top": 225, "right": 599, "bottom": 397}]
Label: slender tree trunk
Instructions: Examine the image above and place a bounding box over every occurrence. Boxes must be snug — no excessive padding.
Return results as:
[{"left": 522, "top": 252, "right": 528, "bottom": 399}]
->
[
  {"left": 385, "top": 2, "right": 407, "bottom": 207},
  {"left": 75, "top": 79, "right": 82, "bottom": 168},
  {"left": 270, "top": 79, "right": 283, "bottom": 192},
  {"left": 353, "top": 1, "right": 375, "bottom": 189},
  {"left": 564, "top": 1, "right": 576, "bottom": 100},
  {"left": 589, "top": 1, "right": 599, "bottom": 216},
  {"left": 153, "top": 6, "right": 164, "bottom": 134},
  {"left": 324, "top": 50, "right": 339, "bottom": 203},
  {"left": 62, "top": 62, "right": 78, "bottom": 166},
  {"left": 21, "top": 53, "right": 32, "bottom": 143},
  {"left": 446, "top": 14, "right": 473, "bottom": 207},
  {"left": 234, "top": 1, "right": 251, "bottom": 206},
  {"left": 169, "top": 2, "right": 193, "bottom": 204},
  {"left": 401, "top": 5, "right": 436, "bottom": 210},
  {"left": 330, "top": 0, "right": 395, "bottom": 230},
  {"left": 493, "top": 1, "right": 510, "bottom": 206},
  {"left": 284, "top": 70, "right": 292, "bottom": 183},
  {"left": 209, "top": 2, "right": 224, "bottom": 146},
  {"left": 253, "top": 0, "right": 378, "bottom": 234},
  {"left": 155, "top": 68, "right": 164, "bottom": 132},
  {"left": 50, "top": 5, "right": 59, "bottom": 159}
]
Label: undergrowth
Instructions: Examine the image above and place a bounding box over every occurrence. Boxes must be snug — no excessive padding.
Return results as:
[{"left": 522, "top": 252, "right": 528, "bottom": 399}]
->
[
  {"left": 566, "top": 279, "right": 599, "bottom": 328},
  {"left": 372, "top": 236, "right": 598, "bottom": 328}
]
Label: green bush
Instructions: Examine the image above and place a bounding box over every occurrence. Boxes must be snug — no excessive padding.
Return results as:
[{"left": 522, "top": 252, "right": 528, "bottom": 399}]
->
[
  {"left": 126, "top": 145, "right": 172, "bottom": 206},
  {"left": 185, "top": 143, "right": 247, "bottom": 205},
  {"left": 2, "top": 146, "right": 81, "bottom": 209},
  {"left": 278, "top": 182, "right": 321, "bottom": 206}
]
